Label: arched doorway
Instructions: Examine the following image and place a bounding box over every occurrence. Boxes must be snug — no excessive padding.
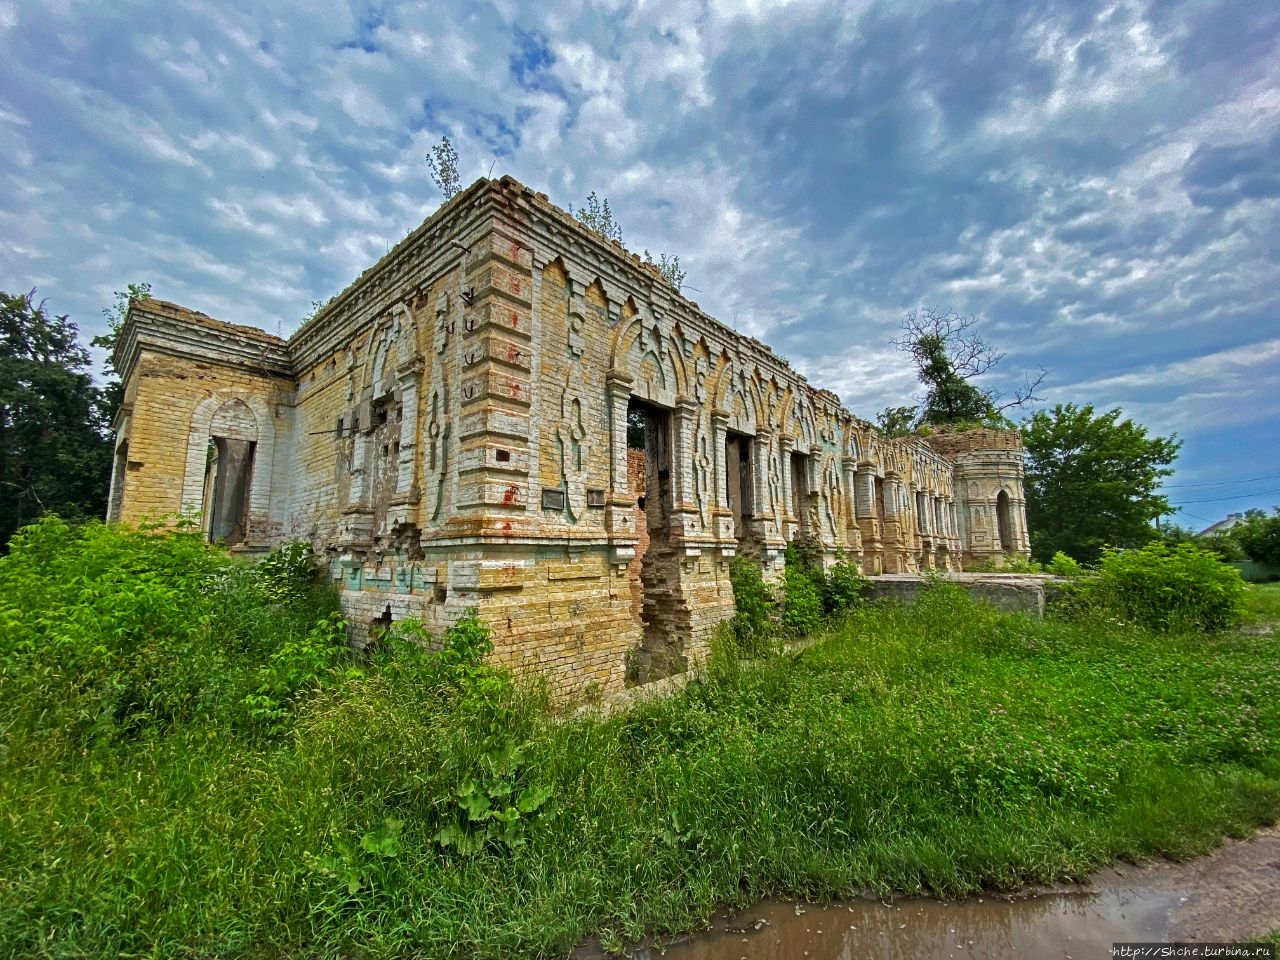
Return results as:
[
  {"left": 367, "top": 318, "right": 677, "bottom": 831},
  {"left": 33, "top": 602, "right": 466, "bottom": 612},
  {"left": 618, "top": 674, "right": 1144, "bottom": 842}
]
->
[{"left": 204, "top": 399, "right": 258, "bottom": 546}]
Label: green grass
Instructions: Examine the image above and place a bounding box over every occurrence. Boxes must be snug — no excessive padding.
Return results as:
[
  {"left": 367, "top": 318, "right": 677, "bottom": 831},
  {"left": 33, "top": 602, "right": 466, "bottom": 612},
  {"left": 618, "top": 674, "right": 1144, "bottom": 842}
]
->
[
  {"left": 3, "top": 524, "right": 1280, "bottom": 958},
  {"left": 1243, "top": 581, "right": 1280, "bottom": 629}
]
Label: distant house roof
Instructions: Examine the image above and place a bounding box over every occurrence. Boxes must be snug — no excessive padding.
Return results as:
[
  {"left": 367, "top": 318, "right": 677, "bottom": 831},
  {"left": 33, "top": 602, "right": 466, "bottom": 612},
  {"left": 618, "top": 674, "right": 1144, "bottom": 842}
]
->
[{"left": 1198, "top": 513, "right": 1246, "bottom": 536}]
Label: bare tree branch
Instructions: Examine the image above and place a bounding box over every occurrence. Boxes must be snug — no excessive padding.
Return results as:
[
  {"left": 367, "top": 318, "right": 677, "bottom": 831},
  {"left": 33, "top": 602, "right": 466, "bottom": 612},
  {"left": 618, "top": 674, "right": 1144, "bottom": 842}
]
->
[{"left": 993, "top": 367, "right": 1049, "bottom": 414}]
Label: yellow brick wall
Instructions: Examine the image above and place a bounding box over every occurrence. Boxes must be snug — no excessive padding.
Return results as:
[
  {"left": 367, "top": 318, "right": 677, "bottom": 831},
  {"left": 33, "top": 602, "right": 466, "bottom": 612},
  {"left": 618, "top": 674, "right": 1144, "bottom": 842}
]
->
[{"left": 119, "top": 350, "right": 287, "bottom": 530}]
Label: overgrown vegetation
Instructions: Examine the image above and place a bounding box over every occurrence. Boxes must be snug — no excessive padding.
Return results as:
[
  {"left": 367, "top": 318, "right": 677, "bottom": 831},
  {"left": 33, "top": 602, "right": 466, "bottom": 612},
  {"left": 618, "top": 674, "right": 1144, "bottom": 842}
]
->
[
  {"left": 426, "top": 135, "right": 462, "bottom": 200},
  {"left": 874, "top": 306, "right": 1045, "bottom": 435},
  {"left": 963, "top": 553, "right": 1045, "bottom": 573},
  {"left": 1233, "top": 508, "right": 1280, "bottom": 566},
  {"left": 3, "top": 520, "right": 1278, "bottom": 959},
  {"left": 575, "top": 192, "right": 687, "bottom": 290},
  {"left": 1046, "top": 540, "right": 1246, "bottom": 633},
  {"left": 727, "top": 555, "right": 775, "bottom": 656},
  {"left": 0, "top": 518, "right": 346, "bottom": 743}
]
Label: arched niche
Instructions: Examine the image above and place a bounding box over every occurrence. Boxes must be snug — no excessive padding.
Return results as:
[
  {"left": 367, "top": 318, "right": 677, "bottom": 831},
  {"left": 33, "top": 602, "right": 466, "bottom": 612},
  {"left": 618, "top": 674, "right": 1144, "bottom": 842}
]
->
[{"left": 996, "top": 489, "right": 1013, "bottom": 553}]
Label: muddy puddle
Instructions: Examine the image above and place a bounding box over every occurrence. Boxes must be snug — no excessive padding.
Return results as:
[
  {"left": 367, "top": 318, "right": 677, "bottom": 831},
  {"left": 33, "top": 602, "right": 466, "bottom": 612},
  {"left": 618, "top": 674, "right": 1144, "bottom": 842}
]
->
[{"left": 599, "top": 827, "right": 1280, "bottom": 960}]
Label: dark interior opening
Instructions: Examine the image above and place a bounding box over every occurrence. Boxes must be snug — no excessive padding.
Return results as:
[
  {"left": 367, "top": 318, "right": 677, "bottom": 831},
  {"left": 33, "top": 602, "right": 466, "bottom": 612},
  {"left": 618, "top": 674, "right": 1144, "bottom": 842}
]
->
[
  {"left": 725, "top": 432, "right": 753, "bottom": 549},
  {"left": 997, "top": 490, "right": 1013, "bottom": 552},
  {"left": 789, "top": 451, "right": 811, "bottom": 537},
  {"left": 627, "top": 396, "right": 683, "bottom": 678},
  {"left": 206, "top": 437, "right": 255, "bottom": 546},
  {"left": 108, "top": 440, "right": 128, "bottom": 522}
]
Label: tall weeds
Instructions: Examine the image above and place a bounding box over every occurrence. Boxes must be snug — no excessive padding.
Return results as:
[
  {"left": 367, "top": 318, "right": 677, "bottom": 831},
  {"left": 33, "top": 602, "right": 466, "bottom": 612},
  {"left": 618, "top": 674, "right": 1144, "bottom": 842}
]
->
[{"left": 2, "top": 521, "right": 1278, "bottom": 958}]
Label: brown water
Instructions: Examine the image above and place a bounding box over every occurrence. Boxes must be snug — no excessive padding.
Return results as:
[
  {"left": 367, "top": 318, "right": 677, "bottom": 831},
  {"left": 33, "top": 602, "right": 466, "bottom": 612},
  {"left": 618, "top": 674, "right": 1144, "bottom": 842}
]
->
[
  {"left": 645, "top": 889, "right": 1179, "bottom": 960},
  {"left": 583, "top": 827, "right": 1280, "bottom": 960}
]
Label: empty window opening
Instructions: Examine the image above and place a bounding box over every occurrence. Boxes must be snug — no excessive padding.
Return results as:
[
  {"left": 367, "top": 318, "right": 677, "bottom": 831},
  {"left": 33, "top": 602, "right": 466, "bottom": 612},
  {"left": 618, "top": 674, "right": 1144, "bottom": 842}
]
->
[
  {"left": 108, "top": 440, "right": 129, "bottom": 522},
  {"left": 627, "top": 397, "right": 684, "bottom": 677},
  {"left": 626, "top": 406, "right": 647, "bottom": 451},
  {"left": 495, "top": 448, "right": 511, "bottom": 463},
  {"left": 725, "top": 432, "right": 754, "bottom": 549},
  {"left": 790, "top": 451, "right": 811, "bottom": 536}
]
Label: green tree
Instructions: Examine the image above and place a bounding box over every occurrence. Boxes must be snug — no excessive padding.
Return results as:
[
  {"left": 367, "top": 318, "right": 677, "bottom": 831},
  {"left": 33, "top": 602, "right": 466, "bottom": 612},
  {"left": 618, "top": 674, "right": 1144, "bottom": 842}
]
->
[
  {"left": 426, "top": 135, "right": 462, "bottom": 200},
  {"left": 874, "top": 404, "right": 919, "bottom": 438},
  {"left": 1160, "top": 521, "right": 1244, "bottom": 562},
  {"left": 1, "top": 290, "right": 112, "bottom": 547},
  {"left": 91, "top": 281, "right": 151, "bottom": 422},
  {"left": 891, "top": 307, "right": 1045, "bottom": 430},
  {"left": 1232, "top": 508, "right": 1280, "bottom": 565},
  {"left": 1021, "top": 403, "right": 1181, "bottom": 564}
]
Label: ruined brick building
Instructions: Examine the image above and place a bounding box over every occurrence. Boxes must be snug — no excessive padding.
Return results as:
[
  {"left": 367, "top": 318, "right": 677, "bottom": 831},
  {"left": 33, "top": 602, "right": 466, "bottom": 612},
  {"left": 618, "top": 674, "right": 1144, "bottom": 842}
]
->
[{"left": 110, "top": 176, "right": 1030, "bottom": 697}]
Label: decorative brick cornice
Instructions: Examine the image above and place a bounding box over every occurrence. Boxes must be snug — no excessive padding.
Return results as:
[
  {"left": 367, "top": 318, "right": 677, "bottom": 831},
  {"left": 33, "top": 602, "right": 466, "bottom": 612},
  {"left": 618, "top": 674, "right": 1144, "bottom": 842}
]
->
[{"left": 116, "top": 299, "right": 291, "bottom": 385}]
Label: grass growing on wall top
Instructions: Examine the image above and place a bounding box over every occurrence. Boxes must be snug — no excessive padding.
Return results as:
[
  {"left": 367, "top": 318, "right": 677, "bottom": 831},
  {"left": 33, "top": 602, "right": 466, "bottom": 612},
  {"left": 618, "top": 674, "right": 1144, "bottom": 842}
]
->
[{"left": 2, "top": 521, "right": 1280, "bottom": 958}]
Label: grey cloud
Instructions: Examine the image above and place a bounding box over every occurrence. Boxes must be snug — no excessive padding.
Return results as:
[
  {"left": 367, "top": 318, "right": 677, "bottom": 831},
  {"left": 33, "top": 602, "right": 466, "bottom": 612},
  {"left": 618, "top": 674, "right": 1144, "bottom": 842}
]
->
[{"left": 1183, "top": 130, "right": 1280, "bottom": 209}]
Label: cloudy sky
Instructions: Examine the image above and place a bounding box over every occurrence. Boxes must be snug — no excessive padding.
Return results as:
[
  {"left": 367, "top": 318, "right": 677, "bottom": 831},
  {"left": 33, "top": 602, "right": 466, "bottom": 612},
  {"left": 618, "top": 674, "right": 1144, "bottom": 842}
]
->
[{"left": 3, "top": 0, "right": 1278, "bottom": 529}]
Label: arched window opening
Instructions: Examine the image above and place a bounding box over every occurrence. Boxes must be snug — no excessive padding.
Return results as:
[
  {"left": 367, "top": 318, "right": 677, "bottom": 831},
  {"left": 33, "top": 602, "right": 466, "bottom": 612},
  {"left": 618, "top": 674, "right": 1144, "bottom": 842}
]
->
[
  {"left": 790, "top": 451, "right": 811, "bottom": 537},
  {"left": 205, "top": 437, "right": 256, "bottom": 545}
]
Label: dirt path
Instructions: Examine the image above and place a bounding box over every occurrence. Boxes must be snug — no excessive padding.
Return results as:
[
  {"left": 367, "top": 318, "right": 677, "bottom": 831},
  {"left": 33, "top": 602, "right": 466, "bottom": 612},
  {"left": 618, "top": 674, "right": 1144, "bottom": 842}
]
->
[
  {"left": 1092, "top": 825, "right": 1280, "bottom": 942},
  {"left": 580, "top": 825, "right": 1280, "bottom": 959}
]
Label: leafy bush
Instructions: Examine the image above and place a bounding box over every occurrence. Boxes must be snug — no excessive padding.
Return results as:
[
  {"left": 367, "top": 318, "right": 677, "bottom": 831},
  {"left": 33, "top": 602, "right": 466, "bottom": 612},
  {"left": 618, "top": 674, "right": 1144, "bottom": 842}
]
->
[
  {"left": 1076, "top": 541, "right": 1245, "bottom": 632},
  {"left": 0, "top": 516, "right": 347, "bottom": 743},
  {"left": 1234, "top": 509, "right": 1280, "bottom": 565},
  {"left": 821, "top": 555, "right": 870, "bottom": 617},
  {"left": 240, "top": 611, "right": 350, "bottom": 735},
  {"left": 1045, "top": 551, "right": 1083, "bottom": 577},
  {"left": 254, "top": 539, "right": 322, "bottom": 605},
  {"left": 728, "top": 555, "right": 776, "bottom": 655},
  {"left": 432, "top": 742, "right": 555, "bottom": 855},
  {"left": 781, "top": 542, "right": 824, "bottom": 636},
  {"left": 729, "top": 545, "right": 868, "bottom": 647},
  {"left": 1161, "top": 522, "right": 1246, "bottom": 562},
  {"left": 377, "top": 610, "right": 494, "bottom": 677}
]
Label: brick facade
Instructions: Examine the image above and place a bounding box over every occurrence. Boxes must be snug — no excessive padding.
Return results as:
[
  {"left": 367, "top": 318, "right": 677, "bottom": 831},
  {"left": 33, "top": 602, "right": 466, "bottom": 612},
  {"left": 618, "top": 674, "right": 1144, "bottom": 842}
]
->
[{"left": 111, "top": 175, "right": 1031, "bottom": 699}]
